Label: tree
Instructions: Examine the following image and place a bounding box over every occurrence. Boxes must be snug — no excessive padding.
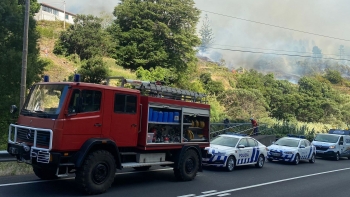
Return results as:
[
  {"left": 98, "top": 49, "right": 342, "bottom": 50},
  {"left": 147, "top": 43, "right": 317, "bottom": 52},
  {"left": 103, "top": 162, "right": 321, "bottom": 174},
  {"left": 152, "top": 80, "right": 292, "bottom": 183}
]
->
[
  {"left": 199, "top": 14, "right": 214, "bottom": 53},
  {"left": 78, "top": 57, "right": 109, "bottom": 84},
  {"left": 324, "top": 69, "right": 342, "bottom": 84},
  {"left": 135, "top": 66, "right": 176, "bottom": 85},
  {"left": 54, "top": 14, "right": 115, "bottom": 60},
  {"left": 110, "top": 0, "right": 201, "bottom": 82},
  {"left": 312, "top": 46, "right": 322, "bottom": 59},
  {"left": 217, "top": 89, "right": 269, "bottom": 119},
  {"left": 0, "top": 0, "right": 46, "bottom": 148}
]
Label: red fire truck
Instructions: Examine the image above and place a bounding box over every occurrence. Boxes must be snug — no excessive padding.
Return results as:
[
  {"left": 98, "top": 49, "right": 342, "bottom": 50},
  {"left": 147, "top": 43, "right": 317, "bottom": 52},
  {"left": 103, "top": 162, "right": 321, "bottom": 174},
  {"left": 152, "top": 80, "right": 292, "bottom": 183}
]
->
[{"left": 7, "top": 76, "right": 210, "bottom": 195}]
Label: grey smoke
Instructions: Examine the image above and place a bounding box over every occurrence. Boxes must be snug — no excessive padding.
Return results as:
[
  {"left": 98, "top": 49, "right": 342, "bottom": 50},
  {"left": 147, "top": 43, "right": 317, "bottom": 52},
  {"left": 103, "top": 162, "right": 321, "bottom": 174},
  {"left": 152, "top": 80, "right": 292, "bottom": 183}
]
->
[{"left": 40, "top": 0, "right": 350, "bottom": 79}]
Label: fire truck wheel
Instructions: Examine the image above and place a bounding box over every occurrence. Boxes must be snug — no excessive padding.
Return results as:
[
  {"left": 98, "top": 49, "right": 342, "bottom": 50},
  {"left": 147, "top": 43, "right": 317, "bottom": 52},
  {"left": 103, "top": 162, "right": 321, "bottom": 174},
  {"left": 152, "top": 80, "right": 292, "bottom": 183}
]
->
[
  {"left": 33, "top": 166, "right": 58, "bottom": 180},
  {"left": 174, "top": 149, "right": 199, "bottom": 181},
  {"left": 133, "top": 166, "right": 151, "bottom": 171},
  {"left": 75, "top": 150, "right": 116, "bottom": 195}
]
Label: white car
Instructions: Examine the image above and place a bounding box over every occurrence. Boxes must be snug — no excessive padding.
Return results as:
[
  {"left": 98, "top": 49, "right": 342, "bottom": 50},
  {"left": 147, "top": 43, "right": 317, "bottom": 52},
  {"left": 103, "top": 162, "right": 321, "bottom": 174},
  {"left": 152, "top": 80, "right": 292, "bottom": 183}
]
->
[
  {"left": 202, "top": 134, "right": 268, "bottom": 171},
  {"left": 267, "top": 136, "right": 316, "bottom": 165}
]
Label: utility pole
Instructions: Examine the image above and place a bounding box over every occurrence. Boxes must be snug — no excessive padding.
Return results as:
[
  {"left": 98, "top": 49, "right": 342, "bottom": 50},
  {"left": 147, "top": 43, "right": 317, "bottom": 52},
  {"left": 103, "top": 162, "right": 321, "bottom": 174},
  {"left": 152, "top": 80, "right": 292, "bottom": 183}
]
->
[
  {"left": 20, "top": 0, "right": 30, "bottom": 109},
  {"left": 63, "top": 1, "right": 66, "bottom": 29}
]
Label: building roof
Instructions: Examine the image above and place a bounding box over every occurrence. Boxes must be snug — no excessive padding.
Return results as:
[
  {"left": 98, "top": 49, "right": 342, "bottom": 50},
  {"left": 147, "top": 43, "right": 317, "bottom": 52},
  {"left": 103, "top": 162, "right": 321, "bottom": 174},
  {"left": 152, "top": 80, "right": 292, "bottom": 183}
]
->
[{"left": 40, "top": 3, "right": 76, "bottom": 17}]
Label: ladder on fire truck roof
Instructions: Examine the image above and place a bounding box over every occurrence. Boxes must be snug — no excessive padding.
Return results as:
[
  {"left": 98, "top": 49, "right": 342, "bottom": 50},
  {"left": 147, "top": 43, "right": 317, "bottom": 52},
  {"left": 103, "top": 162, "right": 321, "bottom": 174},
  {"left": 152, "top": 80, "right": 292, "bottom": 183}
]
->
[{"left": 106, "top": 77, "right": 207, "bottom": 104}]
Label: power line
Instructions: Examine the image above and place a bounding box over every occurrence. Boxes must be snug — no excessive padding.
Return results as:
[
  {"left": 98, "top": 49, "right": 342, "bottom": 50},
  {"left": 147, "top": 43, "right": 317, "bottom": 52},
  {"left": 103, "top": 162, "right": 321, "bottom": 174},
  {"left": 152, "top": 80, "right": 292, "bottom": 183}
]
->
[
  {"left": 211, "top": 44, "right": 339, "bottom": 57},
  {"left": 200, "top": 10, "right": 350, "bottom": 42},
  {"left": 205, "top": 47, "right": 350, "bottom": 62}
]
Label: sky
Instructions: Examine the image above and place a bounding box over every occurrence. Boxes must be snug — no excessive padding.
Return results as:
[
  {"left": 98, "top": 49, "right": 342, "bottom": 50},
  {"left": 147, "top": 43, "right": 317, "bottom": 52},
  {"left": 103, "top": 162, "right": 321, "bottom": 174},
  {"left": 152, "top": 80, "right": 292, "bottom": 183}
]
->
[{"left": 38, "top": 0, "right": 350, "bottom": 75}]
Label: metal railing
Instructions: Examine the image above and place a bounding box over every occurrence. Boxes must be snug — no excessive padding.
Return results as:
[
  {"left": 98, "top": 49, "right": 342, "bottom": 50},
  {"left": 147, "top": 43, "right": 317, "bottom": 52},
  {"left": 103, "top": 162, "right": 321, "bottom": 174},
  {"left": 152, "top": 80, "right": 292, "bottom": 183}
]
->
[
  {"left": 0, "top": 150, "right": 16, "bottom": 162},
  {"left": 209, "top": 122, "right": 268, "bottom": 138}
]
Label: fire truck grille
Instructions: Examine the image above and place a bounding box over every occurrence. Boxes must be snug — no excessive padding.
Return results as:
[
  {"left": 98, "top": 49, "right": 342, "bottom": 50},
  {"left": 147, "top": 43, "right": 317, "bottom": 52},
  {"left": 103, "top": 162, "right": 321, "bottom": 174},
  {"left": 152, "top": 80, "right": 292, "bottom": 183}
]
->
[{"left": 15, "top": 127, "right": 52, "bottom": 148}]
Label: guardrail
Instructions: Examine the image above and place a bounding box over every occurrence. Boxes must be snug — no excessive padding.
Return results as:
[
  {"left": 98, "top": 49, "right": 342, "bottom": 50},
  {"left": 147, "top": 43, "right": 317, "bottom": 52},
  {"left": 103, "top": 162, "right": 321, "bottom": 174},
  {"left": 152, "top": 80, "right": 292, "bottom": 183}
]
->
[{"left": 0, "top": 150, "right": 16, "bottom": 162}]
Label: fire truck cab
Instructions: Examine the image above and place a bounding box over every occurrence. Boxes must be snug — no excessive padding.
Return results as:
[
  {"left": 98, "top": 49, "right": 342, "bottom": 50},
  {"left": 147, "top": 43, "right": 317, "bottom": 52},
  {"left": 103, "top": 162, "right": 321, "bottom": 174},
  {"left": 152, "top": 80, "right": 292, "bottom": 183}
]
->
[{"left": 7, "top": 76, "right": 210, "bottom": 195}]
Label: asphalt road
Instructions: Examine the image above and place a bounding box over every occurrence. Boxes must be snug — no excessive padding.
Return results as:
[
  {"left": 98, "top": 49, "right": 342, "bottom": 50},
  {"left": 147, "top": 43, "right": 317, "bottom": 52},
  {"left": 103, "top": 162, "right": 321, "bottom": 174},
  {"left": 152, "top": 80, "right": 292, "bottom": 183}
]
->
[{"left": 0, "top": 157, "right": 350, "bottom": 197}]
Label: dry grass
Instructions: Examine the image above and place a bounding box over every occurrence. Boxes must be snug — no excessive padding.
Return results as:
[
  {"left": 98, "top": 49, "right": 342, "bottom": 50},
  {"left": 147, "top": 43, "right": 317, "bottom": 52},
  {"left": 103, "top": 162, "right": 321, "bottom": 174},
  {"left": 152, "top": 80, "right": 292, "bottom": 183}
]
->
[{"left": 0, "top": 162, "right": 33, "bottom": 176}]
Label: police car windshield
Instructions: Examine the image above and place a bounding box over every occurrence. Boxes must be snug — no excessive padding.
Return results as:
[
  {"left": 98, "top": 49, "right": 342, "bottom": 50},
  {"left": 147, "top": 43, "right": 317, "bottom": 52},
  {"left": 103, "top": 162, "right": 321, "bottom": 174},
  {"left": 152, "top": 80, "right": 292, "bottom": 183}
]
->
[
  {"left": 275, "top": 138, "right": 299, "bottom": 147},
  {"left": 314, "top": 134, "right": 339, "bottom": 143},
  {"left": 211, "top": 136, "right": 239, "bottom": 147}
]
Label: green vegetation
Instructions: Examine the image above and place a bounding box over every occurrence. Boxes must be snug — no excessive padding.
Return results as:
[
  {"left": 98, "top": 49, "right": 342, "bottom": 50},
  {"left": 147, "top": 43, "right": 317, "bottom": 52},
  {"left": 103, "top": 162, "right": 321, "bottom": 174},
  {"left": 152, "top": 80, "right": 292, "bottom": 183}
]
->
[
  {"left": 110, "top": 0, "right": 200, "bottom": 85},
  {"left": 0, "top": 0, "right": 47, "bottom": 149}
]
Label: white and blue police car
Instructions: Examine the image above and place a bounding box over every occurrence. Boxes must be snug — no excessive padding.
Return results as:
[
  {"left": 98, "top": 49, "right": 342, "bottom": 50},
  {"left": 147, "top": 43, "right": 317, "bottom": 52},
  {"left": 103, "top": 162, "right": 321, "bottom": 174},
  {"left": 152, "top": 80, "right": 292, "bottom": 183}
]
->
[
  {"left": 267, "top": 135, "right": 316, "bottom": 165},
  {"left": 202, "top": 134, "right": 268, "bottom": 172}
]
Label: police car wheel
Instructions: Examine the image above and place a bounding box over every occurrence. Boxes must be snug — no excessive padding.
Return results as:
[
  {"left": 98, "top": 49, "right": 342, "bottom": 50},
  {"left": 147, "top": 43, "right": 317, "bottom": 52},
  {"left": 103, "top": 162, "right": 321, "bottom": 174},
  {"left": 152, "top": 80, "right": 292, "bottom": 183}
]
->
[
  {"left": 309, "top": 154, "right": 315, "bottom": 163},
  {"left": 255, "top": 155, "right": 265, "bottom": 168},
  {"left": 225, "top": 156, "right": 235, "bottom": 172},
  {"left": 293, "top": 154, "right": 300, "bottom": 165},
  {"left": 334, "top": 152, "right": 340, "bottom": 161}
]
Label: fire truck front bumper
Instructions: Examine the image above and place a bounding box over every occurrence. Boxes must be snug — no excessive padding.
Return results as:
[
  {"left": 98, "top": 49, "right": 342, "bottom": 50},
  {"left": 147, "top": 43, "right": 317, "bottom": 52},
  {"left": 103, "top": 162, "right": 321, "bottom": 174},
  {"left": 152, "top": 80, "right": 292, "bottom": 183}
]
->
[{"left": 7, "top": 143, "right": 61, "bottom": 165}]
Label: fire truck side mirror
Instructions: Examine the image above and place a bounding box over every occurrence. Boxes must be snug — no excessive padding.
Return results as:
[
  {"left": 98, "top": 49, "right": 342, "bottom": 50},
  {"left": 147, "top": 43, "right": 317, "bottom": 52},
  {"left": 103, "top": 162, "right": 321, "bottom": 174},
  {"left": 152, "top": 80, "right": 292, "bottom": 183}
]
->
[
  {"left": 10, "top": 105, "right": 18, "bottom": 114},
  {"left": 64, "top": 109, "right": 77, "bottom": 117}
]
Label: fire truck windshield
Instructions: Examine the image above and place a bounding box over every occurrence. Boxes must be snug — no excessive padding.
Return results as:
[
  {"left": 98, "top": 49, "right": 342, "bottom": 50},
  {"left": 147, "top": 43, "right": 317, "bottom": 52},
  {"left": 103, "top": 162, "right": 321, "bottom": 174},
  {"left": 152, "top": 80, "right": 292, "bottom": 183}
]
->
[{"left": 21, "top": 84, "right": 69, "bottom": 118}]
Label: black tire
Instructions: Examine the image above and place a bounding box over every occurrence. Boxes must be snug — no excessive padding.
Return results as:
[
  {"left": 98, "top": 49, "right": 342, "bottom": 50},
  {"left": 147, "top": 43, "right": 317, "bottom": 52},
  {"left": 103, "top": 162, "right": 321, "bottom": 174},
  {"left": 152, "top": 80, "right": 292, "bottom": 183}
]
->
[
  {"left": 33, "top": 166, "right": 58, "bottom": 180},
  {"left": 75, "top": 150, "right": 116, "bottom": 195},
  {"left": 133, "top": 166, "right": 151, "bottom": 171},
  {"left": 255, "top": 155, "right": 265, "bottom": 168},
  {"left": 348, "top": 156, "right": 350, "bottom": 160},
  {"left": 225, "top": 156, "right": 235, "bottom": 172},
  {"left": 309, "top": 154, "right": 316, "bottom": 163},
  {"left": 293, "top": 154, "right": 300, "bottom": 165},
  {"left": 174, "top": 149, "right": 199, "bottom": 181},
  {"left": 334, "top": 152, "right": 340, "bottom": 161}
]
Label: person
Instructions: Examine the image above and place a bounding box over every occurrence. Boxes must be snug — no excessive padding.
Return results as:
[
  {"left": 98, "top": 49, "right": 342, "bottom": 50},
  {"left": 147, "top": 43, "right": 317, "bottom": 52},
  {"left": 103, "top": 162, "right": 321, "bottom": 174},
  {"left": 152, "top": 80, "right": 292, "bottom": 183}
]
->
[
  {"left": 224, "top": 118, "right": 230, "bottom": 129},
  {"left": 250, "top": 118, "right": 259, "bottom": 135}
]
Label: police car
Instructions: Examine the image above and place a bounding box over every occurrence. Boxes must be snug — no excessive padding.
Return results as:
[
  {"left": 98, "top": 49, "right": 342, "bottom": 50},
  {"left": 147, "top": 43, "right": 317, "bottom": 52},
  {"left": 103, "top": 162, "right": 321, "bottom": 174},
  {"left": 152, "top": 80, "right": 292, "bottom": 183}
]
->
[
  {"left": 267, "top": 135, "right": 316, "bottom": 165},
  {"left": 202, "top": 134, "right": 268, "bottom": 172}
]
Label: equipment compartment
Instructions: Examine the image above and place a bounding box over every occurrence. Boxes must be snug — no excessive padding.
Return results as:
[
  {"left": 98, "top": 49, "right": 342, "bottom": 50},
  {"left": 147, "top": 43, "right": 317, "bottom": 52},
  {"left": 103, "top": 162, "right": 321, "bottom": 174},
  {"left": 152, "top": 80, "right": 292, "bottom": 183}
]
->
[
  {"left": 182, "top": 113, "right": 209, "bottom": 143},
  {"left": 145, "top": 105, "right": 210, "bottom": 144},
  {"left": 147, "top": 105, "right": 182, "bottom": 144}
]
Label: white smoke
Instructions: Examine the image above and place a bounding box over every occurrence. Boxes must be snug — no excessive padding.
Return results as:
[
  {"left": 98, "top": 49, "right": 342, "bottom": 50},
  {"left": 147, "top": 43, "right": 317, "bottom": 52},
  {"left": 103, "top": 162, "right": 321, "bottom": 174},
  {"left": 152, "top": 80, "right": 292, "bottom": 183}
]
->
[
  {"left": 39, "top": 0, "right": 350, "bottom": 78},
  {"left": 195, "top": 0, "right": 350, "bottom": 76}
]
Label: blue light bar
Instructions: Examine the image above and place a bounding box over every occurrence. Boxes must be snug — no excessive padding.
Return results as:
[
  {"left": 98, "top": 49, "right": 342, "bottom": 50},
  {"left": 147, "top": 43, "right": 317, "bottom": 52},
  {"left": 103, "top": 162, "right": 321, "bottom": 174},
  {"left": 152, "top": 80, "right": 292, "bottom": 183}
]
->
[
  {"left": 43, "top": 75, "right": 49, "bottom": 82},
  {"left": 74, "top": 74, "right": 80, "bottom": 82},
  {"left": 225, "top": 132, "right": 248, "bottom": 136},
  {"left": 287, "top": 134, "right": 305, "bottom": 139}
]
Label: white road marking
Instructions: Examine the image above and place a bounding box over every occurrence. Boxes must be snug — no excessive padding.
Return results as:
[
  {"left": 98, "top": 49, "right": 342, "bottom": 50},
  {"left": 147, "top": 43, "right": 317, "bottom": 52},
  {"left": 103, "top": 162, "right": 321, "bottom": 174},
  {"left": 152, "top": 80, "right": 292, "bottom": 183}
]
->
[
  {"left": 217, "top": 194, "right": 230, "bottom": 197},
  {"left": 0, "top": 168, "right": 173, "bottom": 187},
  {"left": 195, "top": 167, "right": 350, "bottom": 197},
  {"left": 202, "top": 190, "right": 217, "bottom": 194}
]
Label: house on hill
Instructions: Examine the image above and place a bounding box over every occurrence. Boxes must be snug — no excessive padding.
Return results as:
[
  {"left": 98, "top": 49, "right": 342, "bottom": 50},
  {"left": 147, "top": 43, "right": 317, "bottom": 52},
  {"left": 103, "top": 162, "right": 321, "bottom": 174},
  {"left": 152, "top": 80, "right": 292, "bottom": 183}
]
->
[{"left": 34, "top": 3, "right": 76, "bottom": 24}]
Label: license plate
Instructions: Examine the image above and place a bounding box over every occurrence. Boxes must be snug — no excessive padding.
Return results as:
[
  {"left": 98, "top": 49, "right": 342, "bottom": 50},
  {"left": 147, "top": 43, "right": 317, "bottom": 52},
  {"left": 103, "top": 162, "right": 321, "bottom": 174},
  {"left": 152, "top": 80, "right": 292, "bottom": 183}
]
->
[
  {"left": 316, "top": 150, "right": 323, "bottom": 153},
  {"left": 272, "top": 153, "right": 281, "bottom": 156},
  {"left": 9, "top": 147, "right": 18, "bottom": 154}
]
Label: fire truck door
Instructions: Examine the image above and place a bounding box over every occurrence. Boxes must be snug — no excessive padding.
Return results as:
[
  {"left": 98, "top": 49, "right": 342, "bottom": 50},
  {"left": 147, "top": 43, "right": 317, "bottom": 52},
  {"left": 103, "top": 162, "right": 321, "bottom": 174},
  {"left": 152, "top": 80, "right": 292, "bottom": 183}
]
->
[
  {"left": 110, "top": 93, "right": 139, "bottom": 147},
  {"left": 62, "top": 89, "right": 103, "bottom": 149}
]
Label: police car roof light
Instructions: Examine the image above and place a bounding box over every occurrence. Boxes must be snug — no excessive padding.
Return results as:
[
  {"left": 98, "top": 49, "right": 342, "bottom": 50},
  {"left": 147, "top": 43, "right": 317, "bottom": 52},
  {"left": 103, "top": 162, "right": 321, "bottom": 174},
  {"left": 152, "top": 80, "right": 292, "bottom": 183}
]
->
[
  {"left": 225, "top": 132, "right": 247, "bottom": 136},
  {"left": 287, "top": 134, "right": 305, "bottom": 139}
]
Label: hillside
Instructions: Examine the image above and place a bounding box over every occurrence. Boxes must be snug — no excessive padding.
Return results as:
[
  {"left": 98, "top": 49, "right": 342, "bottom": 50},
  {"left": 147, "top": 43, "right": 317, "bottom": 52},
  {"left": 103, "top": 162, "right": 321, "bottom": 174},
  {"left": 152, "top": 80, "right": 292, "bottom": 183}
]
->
[
  {"left": 37, "top": 21, "right": 136, "bottom": 84},
  {"left": 35, "top": 20, "right": 350, "bottom": 132}
]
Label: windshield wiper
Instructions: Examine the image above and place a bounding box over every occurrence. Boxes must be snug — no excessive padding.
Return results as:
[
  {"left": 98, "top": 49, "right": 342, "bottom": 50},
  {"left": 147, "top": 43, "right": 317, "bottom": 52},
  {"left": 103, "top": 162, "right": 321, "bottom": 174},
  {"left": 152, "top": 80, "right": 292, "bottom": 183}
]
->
[
  {"left": 21, "top": 109, "right": 33, "bottom": 116},
  {"left": 34, "top": 110, "right": 49, "bottom": 117}
]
